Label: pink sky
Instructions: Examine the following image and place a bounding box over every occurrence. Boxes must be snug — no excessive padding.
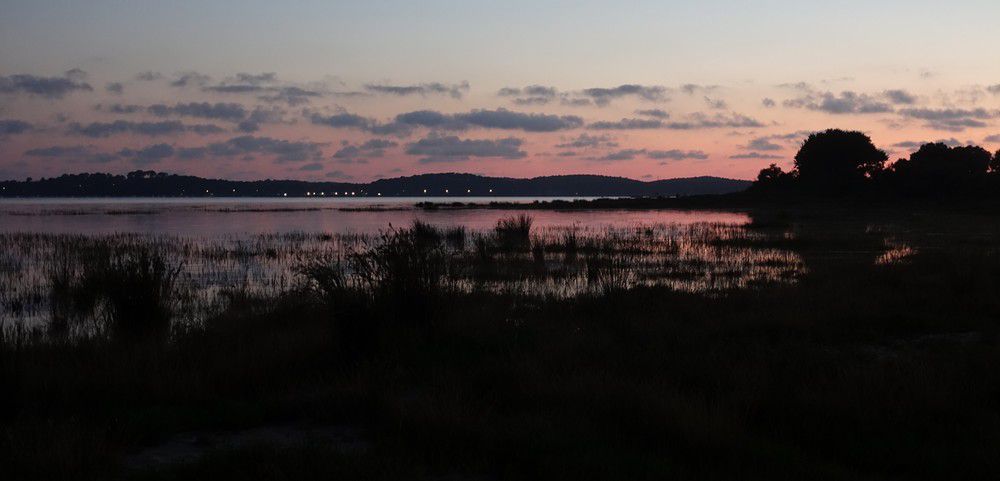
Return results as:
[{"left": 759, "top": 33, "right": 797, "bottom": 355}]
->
[{"left": 3, "top": 1, "right": 1000, "bottom": 182}]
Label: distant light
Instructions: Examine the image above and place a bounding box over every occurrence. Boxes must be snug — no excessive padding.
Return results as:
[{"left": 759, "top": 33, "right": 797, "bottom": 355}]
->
[
  {"left": 283, "top": 193, "right": 287, "bottom": 197},
  {"left": 377, "top": 192, "right": 382, "bottom": 196},
  {"left": 445, "top": 189, "right": 449, "bottom": 193},
  {"left": 321, "top": 192, "right": 325, "bottom": 196},
  {"left": 489, "top": 189, "right": 493, "bottom": 193},
  {"left": 351, "top": 191, "right": 355, "bottom": 195},
  {"left": 423, "top": 189, "right": 427, "bottom": 194},
  {"left": 467, "top": 189, "right": 471, "bottom": 193},
  {"left": 232, "top": 189, "right": 236, "bottom": 192}
]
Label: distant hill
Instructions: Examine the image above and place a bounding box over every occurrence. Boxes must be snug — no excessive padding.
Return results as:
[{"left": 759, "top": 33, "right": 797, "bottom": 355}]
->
[{"left": 0, "top": 171, "right": 751, "bottom": 198}]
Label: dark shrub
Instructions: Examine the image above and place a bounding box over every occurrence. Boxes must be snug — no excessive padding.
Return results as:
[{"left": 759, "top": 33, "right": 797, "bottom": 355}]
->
[
  {"left": 99, "top": 247, "right": 181, "bottom": 341},
  {"left": 495, "top": 215, "right": 533, "bottom": 252},
  {"left": 444, "top": 226, "right": 467, "bottom": 251},
  {"left": 563, "top": 229, "right": 579, "bottom": 264}
]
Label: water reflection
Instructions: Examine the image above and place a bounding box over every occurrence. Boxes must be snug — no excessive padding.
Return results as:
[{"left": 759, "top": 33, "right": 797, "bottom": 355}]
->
[
  {"left": 6, "top": 201, "right": 962, "bottom": 333},
  {"left": 0, "top": 220, "right": 800, "bottom": 330},
  {"left": 0, "top": 198, "right": 748, "bottom": 236}
]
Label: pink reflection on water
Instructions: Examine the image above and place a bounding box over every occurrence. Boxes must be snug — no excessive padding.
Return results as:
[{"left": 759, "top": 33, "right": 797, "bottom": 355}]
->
[{"left": 0, "top": 198, "right": 749, "bottom": 237}]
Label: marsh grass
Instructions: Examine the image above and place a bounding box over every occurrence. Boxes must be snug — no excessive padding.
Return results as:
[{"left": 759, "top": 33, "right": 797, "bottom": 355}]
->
[{"left": 4, "top": 210, "right": 1000, "bottom": 479}]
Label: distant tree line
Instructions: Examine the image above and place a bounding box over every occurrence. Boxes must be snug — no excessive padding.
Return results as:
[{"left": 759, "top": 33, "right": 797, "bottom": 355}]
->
[
  {"left": 0, "top": 171, "right": 750, "bottom": 198},
  {"left": 753, "top": 129, "right": 1000, "bottom": 197},
  {"left": 0, "top": 170, "right": 358, "bottom": 197}
]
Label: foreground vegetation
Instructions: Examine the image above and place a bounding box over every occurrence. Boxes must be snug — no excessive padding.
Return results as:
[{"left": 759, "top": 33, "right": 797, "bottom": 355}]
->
[{"left": 3, "top": 209, "right": 1000, "bottom": 479}]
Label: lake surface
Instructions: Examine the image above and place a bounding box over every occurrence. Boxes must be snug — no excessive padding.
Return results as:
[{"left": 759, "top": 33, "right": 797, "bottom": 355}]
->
[
  {"left": 0, "top": 197, "right": 750, "bottom": 236},
  {"left": 0, "top": 198, "right": 768, "bottom": 329}
]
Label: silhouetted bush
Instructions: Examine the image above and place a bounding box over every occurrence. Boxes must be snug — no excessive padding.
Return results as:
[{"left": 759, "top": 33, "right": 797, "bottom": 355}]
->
[
  {"left": 444, "top": 226, "right": 466, "bottom": 250},
  {"left": 495, "top": 215, "right": 533, "bottom": 252},
  {"left": 563, "top": 229, "right": 579, "bottom": 264},
  {"left": 100, "top": 248, "right": 181, "bottom": 341}
]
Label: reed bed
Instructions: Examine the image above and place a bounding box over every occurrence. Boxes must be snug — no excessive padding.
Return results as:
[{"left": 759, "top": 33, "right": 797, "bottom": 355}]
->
[{"left": 0, "top": 219, "right": 805, "bottom": 336}]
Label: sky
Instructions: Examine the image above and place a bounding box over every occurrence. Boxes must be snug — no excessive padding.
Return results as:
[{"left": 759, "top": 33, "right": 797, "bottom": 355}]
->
[{"left": 3, "top": 0, "right": 1000, "bottom": 182}]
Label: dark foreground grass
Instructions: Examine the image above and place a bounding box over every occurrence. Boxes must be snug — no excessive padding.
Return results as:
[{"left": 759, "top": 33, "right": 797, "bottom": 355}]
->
[{"left": 3, "top": 210, "right": 1000, "bottom": 480}]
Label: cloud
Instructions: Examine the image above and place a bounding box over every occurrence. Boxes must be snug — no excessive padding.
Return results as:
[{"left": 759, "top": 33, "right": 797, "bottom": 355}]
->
[
  {"left": 884, "top": 89, "right": 917, "bottom": 105},
  {"left": 893, "top": 138, "right": 963, "bottom": 149},
  {"left": 24, "top": 145, "right": 91, "bottom": 157},
  {"left": 777, "top": 82, "right": 813, "bottom": 91},
  {"left": 391, "top": 110, "right": 464, "bottom": 131},
  {"left": 762, "top": 98, "right": 776, "bottom": 108},
  {"left": 256, "top": 86, "right": 322, "bottom": 106},
  {"left": 635, "top": 109, "right": 669, "bottom": 119},
  {"left": 729, "top": 152, "right": 783, "bottom": 159},
  {"left": 746, "top": 137, "right": 783, "bottom": 151},
  {"left": 68, "top": 120, "right": 225, "bottom": 137},
  {"left": 592, "top": 148, "right": 707, "bottom": 162},
  {"left": 596, "top": 149, "right": 646, "bottom": 161},
  {"left": 0, "top": 119, "right": 32, "bottom": 136},
  {"left": 202, "top": 73, "right": 322, "bottom": 105},
  {"left": 333, "top": 138, "right": 398, "bottom": 163},
  {"left": 312, "top": 108, "right": 582, "bottom": 135},
  {"left": 325, "top": 170, "right": 354, "bottom": 180},
  {"left": 897, "top": 107, "right": 995, "bottom": 120},
  {"left": 24, "top": 144, "right": 176, "bottom": 165},
  {"left": 147, "top": 102, "right": 248, "bottom": 121},
  {"left": 555, "top": 133, "right": 618, "bottom": 149},
  {"left": 580, "top": 84, "right": 668, "bottom": 106},
  {"left": 298, "top": 162, "right": 324, "bottom": 171},
  {"left": 101, "top": 103, "right": 144, "bottom": 114},
  {"left": 986, "top": 134, "right": 1000, "bottom": 143},
  {"left": 589, "top": 118, "right": 664, "bottom": 130},
  {"left": 365, "top": 82, "right": 469, "bottom": 99},
  {"left": 170, "top": 71, "right": 211, "bottom": 88},
  {"left": 23, "top": 145, "right": 117, "bottom": 163},
  {"left": 988, "top": 85, "right": 1000, "bottom": 94},
  {"left": 118, "top": 143, "right": 175, "bottom": 165},
  {"left": 230, "top": 72, "right": 277, "bottom": 85},
  {"left": 680, "top": 84, "right": 719, "bottom": 95},
  {"left": 662, "top": 112, "right": 766, "bottom": 129},
  {"left": 105, "top": 82, "right": 124, "bottom": 95},
  {"left": 704, "top": 97, "right": 728, "bottom": 109},
  {"left": 560, "top": 98, "right": 592, "bottom": 107},
  {"left": 177, "top": 135, "right": 326, "bottom": 163},
  {"left": 0, "top": 72, "right": 93, "bottom": 98},
  {"left": 135, "top": 71, "right": 163, "bottom": 81},
  {"left": 497, "top": 85, "right": 559, "bottom": 105},
  {"left": 233, "top": 105, "right": 288, "bottom": 132},
  {"left": 455, "top": 109, "right": 583, "bottom": 132},
  {"left": 783, "top": 91, "right": 893, "bottom": 114},
  {"left": 590, "top": 112, "right": 764, "bottom": 130},
  {"left": 897, "top": 107, "right": 997, "bottom": 131},
  {"left": 309, "top": 111, "right": 376, "bottom": 130},
  {"left": 646, "top": 149, "right": 709, "bottom": 160},
  {"left": 405, "top": 135, "right": 526, "bottom": 163}
]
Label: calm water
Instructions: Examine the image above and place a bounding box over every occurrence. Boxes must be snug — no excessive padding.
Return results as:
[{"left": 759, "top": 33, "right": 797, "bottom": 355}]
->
[
  {"left": 0, "top": 197, "right": 750, "bottom": 236},
  {"left": 1, "top": 198, "right": 771, "bottom": 329}
]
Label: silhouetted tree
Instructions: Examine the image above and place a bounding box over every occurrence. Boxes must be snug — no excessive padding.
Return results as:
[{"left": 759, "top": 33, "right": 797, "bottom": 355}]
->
[
  {"left": 889, "top": 143, "right": 992, "bottom": 193},
  {"left": 752, "top": 163, "right": 796, "bottom": 191},
  {"left": 793, "top": 129, "right": 887, "bottom": 192},
  {"left": 992, "top": 150, "right": 1000, "bottom": 174}
]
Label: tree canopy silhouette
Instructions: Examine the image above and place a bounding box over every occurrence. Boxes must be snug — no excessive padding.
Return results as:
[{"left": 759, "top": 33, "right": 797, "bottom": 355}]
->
[
  {"left": 889, "top": 143, "right": 993, "bottom": 193},
  {"left": 793, "top": 129, "right": 887, "bottom": 191},
  {"left": 753, "top": 128, "right": 1000, "bottom": 198}
]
